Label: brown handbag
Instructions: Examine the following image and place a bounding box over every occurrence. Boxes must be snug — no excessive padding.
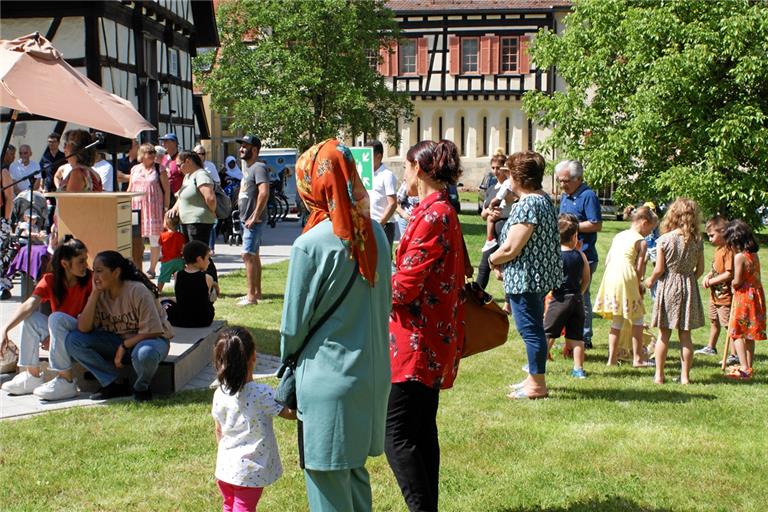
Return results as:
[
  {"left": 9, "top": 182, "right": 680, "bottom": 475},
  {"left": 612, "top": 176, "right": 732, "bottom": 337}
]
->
[
  {"left": 459, "top": 235, "right": 510, "bottom": 358},
  {"left": 461, "top": 280, "right": 510, "bottom": 358}
]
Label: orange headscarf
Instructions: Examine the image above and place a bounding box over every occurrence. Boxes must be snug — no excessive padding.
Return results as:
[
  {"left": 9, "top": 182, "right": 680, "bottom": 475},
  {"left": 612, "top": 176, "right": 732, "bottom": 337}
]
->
[{"left": 295, "top": 139, "right": 378, "bottom": 285}]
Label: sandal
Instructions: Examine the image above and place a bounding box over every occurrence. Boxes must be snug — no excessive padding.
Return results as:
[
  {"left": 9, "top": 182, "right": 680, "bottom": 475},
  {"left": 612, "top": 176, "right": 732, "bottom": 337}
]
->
[
  {"left": 725, "top": 367, "right": 752, "bottom": 380},
  {"left": 633, "top": 360, "right": 655, "bottom": 368},
  {"left": 506, "top": 388, "right": 549, "bottom": 400},
  {"left": 236, "top": 297, "right": 258, "bottom": 306}
]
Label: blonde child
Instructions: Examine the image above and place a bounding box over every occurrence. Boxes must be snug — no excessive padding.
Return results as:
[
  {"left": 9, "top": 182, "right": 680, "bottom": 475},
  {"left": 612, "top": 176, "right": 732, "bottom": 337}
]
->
[
  {"left": 696, "top": 215, "right": 737, "bottom": 362},
  {"left": 157, "top": 215, "right": 186, "bottom": 292},
  {"left": 645, "top": 198, "right": 705, "bottom": 384},
  {"left": 723, "top": 220, "right": 765, "bottom": 380},
  {"left": 543, "top": 214, "right": 591, "bottom": 378},
  {"left": 212, "top": 327, "right": 295, "bottom": 512},
  {"left": 593, "top": 206, "right": 658, "bottom": 366}
]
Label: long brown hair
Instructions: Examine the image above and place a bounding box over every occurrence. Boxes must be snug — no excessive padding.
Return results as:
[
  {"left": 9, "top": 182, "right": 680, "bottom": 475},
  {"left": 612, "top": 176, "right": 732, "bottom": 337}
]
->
[
  {"left": 51, "top": 236, "right": 90, "bottom": 307},
  {"left": 661, "top": 198, "right": 701, "bottom": 243}
]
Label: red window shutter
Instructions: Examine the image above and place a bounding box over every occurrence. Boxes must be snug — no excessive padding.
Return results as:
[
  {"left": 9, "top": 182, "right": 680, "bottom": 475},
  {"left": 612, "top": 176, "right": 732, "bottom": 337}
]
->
[
  {"left": 519, "top": 36, "right": 530, "bottom": 74},
  {"left": 448, "top": 36, "right": 460, "bottom": 75},
  {"left": 378, "top": 45, "right": 390, "bottom": 76},
  {"left": 389, "top": 40, "right": 399, "bottom": 76},
  {"left": 479, "top": 36, "right": 491, "bottom": 75},
  {"left": 417, "top": 37, "right": 428, "bottom": 76},
  {"left": 490, "top": 36, "right": 500, "bottom": 75}
]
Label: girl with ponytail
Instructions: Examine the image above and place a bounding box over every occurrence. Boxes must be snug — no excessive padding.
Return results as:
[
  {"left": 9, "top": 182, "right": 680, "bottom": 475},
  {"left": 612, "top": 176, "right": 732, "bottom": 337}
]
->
[
  {"left": 1, "top": 236, "right": 91, "bottom": 400},
  {"left": 66, "top": 250, "right": 173, "bottom": 401},
  {"left": 211, "top": 327, "right": 294, "bottom": 511}
]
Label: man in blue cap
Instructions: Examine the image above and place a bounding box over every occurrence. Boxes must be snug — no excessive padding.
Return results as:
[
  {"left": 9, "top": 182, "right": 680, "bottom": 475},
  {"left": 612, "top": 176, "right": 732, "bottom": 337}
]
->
[{"left": 160, "top": 133, "right": 182, "bottom": 196}]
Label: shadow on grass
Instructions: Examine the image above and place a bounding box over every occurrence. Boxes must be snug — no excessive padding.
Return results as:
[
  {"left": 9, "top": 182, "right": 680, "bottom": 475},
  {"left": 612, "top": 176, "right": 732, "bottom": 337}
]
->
[
  {"left": 218, "top": 292, "right": 284, "bottom": 300},
  {"left": 554, "top": 386, "right": 716, "bottom": 403},
  {"left": 497, "top": 495, "right": 673, "bottom": 512},
  {"left": 461, "top": 221, "right": 487, "bottom": 238}
]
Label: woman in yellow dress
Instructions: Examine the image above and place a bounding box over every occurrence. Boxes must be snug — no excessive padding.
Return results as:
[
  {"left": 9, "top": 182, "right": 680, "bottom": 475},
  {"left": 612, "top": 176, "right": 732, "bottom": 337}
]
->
[{"left": 593, "top": 206, "right": 657, "bottom": 366}]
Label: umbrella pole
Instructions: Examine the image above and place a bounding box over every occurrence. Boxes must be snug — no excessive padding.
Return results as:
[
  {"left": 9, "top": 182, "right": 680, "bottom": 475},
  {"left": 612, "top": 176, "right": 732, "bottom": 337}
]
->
[{"left": 1, "top": 110, "right": 18, "bottom": 164}]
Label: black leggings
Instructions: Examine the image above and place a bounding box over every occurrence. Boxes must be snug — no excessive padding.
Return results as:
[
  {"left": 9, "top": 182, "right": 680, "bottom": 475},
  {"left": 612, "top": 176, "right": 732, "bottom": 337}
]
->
[
  {"left": 475, "top": 218, "right": 506, "bottom": 289},
  {"left": 181, "top": 222, "right": 218, "bottom": 281}
]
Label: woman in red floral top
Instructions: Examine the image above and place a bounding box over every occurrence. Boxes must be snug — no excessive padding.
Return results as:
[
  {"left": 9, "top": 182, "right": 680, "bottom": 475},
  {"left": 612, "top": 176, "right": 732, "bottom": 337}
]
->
[{"left": 386, "top": 139, "right": 465, "bottom": 512}]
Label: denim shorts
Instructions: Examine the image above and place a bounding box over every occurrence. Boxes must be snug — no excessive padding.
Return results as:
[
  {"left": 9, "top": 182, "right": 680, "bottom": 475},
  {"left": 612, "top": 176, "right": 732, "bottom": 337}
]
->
[{"left": 241, "top": 221, "right": 263, "bottom": 255}]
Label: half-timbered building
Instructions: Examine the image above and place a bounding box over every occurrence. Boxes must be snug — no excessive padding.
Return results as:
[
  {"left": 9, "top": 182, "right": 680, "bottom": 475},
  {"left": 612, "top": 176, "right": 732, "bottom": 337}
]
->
[
  {"left": 0, "top": 0, "right": 218, "bottom": 152},
  {"left": 380, "top": 0, "right": 571, "bottom": 183}
]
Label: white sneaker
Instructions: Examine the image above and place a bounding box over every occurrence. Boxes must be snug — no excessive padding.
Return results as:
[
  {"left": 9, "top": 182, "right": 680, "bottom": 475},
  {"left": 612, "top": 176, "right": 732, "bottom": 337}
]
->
[
  {"left": 33, "top": 376, "right": 80, "bottom": 401},
  {"left": 1, "top": 371, "right": 43, "bottom": 395},
  {"left": 481, "top": 239, "right": 498, "bottom": 253}
]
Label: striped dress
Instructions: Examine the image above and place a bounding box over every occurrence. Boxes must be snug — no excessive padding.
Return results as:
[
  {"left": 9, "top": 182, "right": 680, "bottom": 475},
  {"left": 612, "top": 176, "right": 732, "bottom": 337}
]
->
[{"left": 128, "top": 163, "right": 164, "bottom": 238}]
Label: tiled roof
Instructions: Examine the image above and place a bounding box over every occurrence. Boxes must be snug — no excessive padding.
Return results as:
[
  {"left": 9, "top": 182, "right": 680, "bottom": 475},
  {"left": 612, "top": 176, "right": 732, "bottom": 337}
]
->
[{"left": 386, "top": 0, "right": 572, "bottom": 12}]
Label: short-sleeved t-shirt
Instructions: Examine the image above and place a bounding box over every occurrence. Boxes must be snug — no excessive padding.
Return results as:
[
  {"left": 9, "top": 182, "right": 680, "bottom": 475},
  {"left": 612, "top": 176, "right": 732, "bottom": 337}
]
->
[
  {"left": 711, "top": 245, "right": 735, "bottom": 305},
  {"left": 500, "top": 193, "right": 561, "bottom": 295},
  {"left": 33, "top": 273, "right": 92, "bottom": 317},
  {"left": 212, "top": 381, "right": 284, "bottom": 488},
  {"left": 238, "top": 161, "right": 270, "bottom": 223},
  {"left": 369, "top": 164, "right": 398, "bottom": 224},
  {"left": 159, "top": 230, "right": 186, "bottom": 262},
  {"left": 178, "top": 169, "right": 216, "bottom": 225},
  {"left": 93, "top": 281, "right": 174, "bottom": 340},
  {"left": 162, "top": 154, "right": 183, "bottom": 194},
  {"left": 559, "top": 183, "right": 602, "bottom": 263}
]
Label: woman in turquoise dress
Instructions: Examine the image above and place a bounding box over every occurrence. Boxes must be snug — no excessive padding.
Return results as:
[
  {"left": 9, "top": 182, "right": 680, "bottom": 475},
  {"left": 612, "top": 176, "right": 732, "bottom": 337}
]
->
[{"left": 280, "top": 139, "right": 392, "bottom": 511}]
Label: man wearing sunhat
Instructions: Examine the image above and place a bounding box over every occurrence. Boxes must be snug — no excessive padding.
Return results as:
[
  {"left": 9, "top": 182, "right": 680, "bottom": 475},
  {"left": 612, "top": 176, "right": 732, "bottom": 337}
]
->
[
  {"left": 236, "top": 135, "right": 270, "bottom": 306},
  {"left": 160, "top": 133, "right": 183, "bottom": 196}
]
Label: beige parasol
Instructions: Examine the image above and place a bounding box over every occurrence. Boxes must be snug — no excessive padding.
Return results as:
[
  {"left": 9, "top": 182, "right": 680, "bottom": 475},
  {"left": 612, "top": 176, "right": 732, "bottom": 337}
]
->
[{"left": 0, "top": 32, "right": 154, "bottom": 138}]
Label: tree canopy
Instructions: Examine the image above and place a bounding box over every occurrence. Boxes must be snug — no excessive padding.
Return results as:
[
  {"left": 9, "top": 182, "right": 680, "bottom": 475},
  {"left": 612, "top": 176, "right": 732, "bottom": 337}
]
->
[
  {"left": 523, "top": 0, "right": 768, "bottom": 227},
  {"left": 195, "top": 0, "right": 413, "bottom": 151}
]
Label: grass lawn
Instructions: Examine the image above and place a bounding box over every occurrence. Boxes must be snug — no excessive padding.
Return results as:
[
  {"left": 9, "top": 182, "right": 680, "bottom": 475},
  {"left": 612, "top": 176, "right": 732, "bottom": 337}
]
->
[{"left": 2, "top": 215, "right": 767, "bottom": 511}]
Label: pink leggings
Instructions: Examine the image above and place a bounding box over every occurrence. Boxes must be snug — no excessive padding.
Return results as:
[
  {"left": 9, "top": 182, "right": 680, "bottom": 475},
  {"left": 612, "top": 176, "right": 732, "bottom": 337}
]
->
[{"left": 217, "top": 480, "right": 264, "bottom": 512}]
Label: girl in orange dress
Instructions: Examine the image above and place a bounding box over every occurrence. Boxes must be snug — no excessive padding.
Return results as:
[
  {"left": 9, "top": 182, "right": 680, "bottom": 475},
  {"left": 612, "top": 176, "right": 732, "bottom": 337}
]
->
[{"left": 724, "top": 220, "right": 766, "bottom": 380}]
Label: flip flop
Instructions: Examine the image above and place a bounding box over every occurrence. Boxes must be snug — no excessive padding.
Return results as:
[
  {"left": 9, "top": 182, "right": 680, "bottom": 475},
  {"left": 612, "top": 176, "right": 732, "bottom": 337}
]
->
[
  {"left": 236, "top": 297, "right": 258, "bottom": 306},
  {"left": 507, "top": 380, "right": 527, "bottom": 391},
  {"left": 506, "top": 388, "right": 549, "bottom": 400},
  {"left": 633, "top": 360, "right": 656, "bottom": 368}
]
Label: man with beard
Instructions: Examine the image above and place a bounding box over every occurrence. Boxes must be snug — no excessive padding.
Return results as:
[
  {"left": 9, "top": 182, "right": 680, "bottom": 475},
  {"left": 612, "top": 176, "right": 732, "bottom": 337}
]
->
[{"left": 235, "top": 135, "right": 269, "bottom": 306}]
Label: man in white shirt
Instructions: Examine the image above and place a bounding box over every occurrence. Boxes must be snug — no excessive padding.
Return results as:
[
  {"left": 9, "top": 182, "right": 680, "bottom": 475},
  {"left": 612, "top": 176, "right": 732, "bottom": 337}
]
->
[
  {"left": 93, "top": 152, "right": 114, "bottom": 192},
  {"left": 194, "top": 144, "right": 221, "bottom": 184},
  {"left": 9, "top": 144, "right": 41, "bottom": 193},
  {"left": 367, "top": 140, "right": 398, "bottom": 247}
]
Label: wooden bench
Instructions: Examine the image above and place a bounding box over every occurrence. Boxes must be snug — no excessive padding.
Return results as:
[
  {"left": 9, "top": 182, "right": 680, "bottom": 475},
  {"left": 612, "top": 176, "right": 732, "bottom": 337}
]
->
[{"left": 39, "top": 320, "right": 227, "bottom": 394}]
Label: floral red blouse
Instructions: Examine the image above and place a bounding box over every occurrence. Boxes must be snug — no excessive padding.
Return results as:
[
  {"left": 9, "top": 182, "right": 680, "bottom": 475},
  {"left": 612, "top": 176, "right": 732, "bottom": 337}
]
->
[{"left": 390, "top": 189, "right": 465, "bottom": 390}]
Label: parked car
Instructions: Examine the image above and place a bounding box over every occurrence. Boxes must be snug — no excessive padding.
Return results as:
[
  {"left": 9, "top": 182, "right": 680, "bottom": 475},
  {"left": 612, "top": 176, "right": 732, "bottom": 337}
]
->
[{"left": 477, "top": 172, "right": 497, "bottom": 214}]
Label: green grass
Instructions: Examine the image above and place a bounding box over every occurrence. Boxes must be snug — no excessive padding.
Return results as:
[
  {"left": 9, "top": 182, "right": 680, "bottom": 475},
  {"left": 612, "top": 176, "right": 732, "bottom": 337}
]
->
[{"left": 2, "top": 217, "right": 767, "bottom": 511}]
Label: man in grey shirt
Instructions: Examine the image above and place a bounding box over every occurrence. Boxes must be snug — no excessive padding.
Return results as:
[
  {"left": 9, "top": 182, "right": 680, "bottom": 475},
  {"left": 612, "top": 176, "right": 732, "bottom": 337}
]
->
[{"left": 236, "top": 134, "right": 270, "bottom": 306}]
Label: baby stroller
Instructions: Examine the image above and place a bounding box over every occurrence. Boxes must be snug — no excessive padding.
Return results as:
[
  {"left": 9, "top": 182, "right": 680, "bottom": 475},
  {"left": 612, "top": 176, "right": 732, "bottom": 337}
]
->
[{"left": 221, "top": 176, "right": 242, "bottom": 245}]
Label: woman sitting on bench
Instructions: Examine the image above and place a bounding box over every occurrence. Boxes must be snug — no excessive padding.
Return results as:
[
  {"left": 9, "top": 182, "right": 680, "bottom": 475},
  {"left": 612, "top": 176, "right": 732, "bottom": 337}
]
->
[{"left": 66, "top": 251, "right": 174, "bottom": 402}]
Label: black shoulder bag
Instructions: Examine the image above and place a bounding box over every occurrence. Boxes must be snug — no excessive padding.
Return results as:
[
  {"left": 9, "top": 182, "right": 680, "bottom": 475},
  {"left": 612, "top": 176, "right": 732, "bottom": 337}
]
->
[{"left": 275, "top": 261, "right": 359, "bottom": 410}]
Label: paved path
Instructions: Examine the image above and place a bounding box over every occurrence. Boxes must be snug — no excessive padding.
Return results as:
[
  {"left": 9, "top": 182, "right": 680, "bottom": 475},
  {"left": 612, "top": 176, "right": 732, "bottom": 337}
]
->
[{"left": 0, "top": 218, "right": 302, "bottom": 420}]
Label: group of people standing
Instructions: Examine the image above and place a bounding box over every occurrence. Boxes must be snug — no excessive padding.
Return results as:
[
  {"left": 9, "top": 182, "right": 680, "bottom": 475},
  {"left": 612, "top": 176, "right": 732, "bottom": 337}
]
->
[{"left": 210, "top": 138, "right": 466, "bottom": 512}]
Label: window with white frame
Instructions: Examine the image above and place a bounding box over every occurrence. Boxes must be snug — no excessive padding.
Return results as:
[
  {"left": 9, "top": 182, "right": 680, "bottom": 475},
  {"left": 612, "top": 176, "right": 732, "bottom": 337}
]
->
[
  {"left": 399, "top": 39, "right": 417, "bottom": 74},
  {"left": 500, "top": 37, "right": 519, "bottom": 73},
  {"left": 461, "top": 38, "right": 479, "bottom": 74}
]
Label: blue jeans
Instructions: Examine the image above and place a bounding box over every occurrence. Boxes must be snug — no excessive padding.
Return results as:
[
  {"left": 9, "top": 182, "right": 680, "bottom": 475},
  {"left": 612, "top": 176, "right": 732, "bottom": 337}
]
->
[
  {"left": 583, "top": 260, "right": 598, "bottom": 343},
  {"left": 507, "top": 291, "right": 548, "bottom": 375},
  {"left": 65, "top": 330, "right": 169, "bottom": 392},
  {"left": 17, "top": 310, "right": 77, "bottom": 371}
]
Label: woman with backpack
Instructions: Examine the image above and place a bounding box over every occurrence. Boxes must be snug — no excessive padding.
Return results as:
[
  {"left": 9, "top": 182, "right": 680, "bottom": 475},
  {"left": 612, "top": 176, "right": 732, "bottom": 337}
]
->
[
  {"left": 166, "top": 150, "right": 218, "bottom": 282},
  {"left": 127, "top": 143, "right": 170, "bottom": 278}
]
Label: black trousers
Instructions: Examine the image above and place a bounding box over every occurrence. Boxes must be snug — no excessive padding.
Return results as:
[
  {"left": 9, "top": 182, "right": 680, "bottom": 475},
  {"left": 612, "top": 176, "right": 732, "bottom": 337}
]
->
[
  {"left": 385, "top": 381, "right": 441, "bottom": 512},
  {"left": 383, "top": 222, "right": 396, "bottom": 248},
  {"left": 475, "top": 218, "right": 506, "bottom": 289},
  {"left": 181, "top": 222, "right": 218, "bottom": 282}
]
